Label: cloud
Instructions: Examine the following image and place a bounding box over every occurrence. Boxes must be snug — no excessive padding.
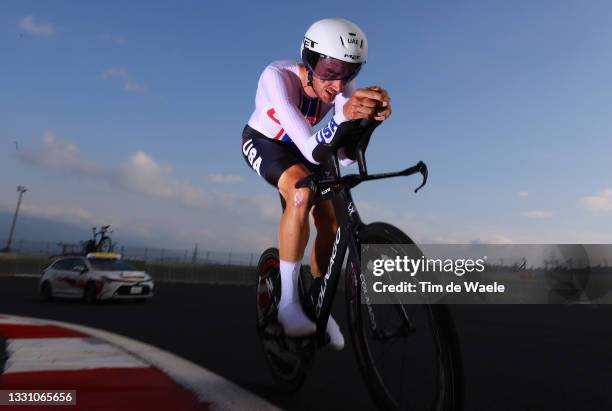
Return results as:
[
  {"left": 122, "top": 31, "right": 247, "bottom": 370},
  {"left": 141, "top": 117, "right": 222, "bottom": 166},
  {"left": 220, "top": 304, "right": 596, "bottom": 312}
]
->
[
  {"left": 18, "top": 130, "right": 104, "bottom": 176},
  {"left": 0, "top": 201, "right": 99, "bottom": 227},
  {"left": 18, "top": 16, "right": 55, "bottom": 36},
  {"left": 116, "top": 151, "right": 208, "bottom": 208},
  {"left": 469, "top": 234, "right": 514, "bottom": 244},
  {"left": 204, "top": 174, "right": 244, "bottom": 184},
  {"left": 522, "top": 210, "right": 553, "bottom": 219},
  {"left": 357, "top": 200, "right": 520, "bottom": 244},
  {"left": 579, "top": 188, "right": 612, "bottom": 211},
  {"left": 518, "top": 191, "right": 529, "bottom": 198},
  {"left": 124, "top": 81, "right": 146, "bottom": 93},
  {"left": 17, "top": 130, "right": 277, "bottom": 219},
  {"left": 101, "top": 67, "right": 146, "bottom": 93},
  {"left": 18, "top": 131, "right": 205, "bottom": 208},
  {"left": 13, "top": 131, "right": 283, "bottom": 251},
  {"left": 248, "top": 195, "right": 281, "bottom": 222}
]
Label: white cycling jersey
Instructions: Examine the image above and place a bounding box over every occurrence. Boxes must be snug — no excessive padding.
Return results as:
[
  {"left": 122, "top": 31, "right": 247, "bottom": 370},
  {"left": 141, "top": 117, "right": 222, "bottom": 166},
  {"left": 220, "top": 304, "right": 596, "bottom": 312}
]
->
[{"left": 247, "top": 60, "right": 356, "bottom": 165}]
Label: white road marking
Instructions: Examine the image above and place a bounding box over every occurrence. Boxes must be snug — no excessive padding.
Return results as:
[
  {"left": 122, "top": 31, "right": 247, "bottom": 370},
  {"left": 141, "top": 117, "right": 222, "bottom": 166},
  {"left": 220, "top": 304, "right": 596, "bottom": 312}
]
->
[
  {"left": 1, "top": 314, "right": 283, "bottom": 411},
  {"left": 0, "top": 318, "right": 37, "bottom": 325},
  {"left": 5, "top": 337, "right": 148, "bottom": 373}
]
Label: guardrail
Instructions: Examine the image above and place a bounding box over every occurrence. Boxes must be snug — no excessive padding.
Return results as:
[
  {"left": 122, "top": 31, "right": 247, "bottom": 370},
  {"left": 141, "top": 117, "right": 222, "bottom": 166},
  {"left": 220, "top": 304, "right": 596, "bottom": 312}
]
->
[
  {"left": 0, "top": 253, "right": 257, "bottom": 286},
  {"left": 0, "top": 239, "right": 258, "bottom": 266}
]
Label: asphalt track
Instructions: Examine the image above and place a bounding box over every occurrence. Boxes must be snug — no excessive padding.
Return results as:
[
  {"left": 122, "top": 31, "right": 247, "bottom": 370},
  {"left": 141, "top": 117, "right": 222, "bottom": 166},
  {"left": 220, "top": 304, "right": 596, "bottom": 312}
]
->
[{"left": 1, "top": 277, "right": 611, "bottom": 410}]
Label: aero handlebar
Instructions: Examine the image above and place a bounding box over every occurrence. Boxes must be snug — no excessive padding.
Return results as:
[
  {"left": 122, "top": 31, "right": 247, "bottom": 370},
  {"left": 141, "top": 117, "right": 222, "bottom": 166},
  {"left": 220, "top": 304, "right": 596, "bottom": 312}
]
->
[{"left": 299, "top": 119, "right": 428, "bottom": 193}]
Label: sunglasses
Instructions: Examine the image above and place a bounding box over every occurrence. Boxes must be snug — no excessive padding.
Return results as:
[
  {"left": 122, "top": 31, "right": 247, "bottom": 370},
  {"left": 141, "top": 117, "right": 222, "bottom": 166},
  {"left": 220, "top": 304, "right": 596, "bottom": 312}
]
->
[{"left": 313, "top": 56, "right": 362, "bottom": 82}]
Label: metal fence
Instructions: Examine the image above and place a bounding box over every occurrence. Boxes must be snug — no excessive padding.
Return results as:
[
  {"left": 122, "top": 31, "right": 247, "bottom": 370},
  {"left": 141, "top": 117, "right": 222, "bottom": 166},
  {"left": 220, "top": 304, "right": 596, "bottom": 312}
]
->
[
  {"left": 0, "top": 239, "right": 337, "bottom": 289},
  {"left": 0, "top": 239, "right": 262, "bottom": 286},
  {"left": 0, "top": 239, "right": 259, "bottom": 267}
]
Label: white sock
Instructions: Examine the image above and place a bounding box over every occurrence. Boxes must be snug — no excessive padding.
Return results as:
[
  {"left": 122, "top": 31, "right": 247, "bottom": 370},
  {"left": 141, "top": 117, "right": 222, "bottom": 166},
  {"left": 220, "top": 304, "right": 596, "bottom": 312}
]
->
[{"left": 279, "top": 259, "right": 301, "bottom": 309}]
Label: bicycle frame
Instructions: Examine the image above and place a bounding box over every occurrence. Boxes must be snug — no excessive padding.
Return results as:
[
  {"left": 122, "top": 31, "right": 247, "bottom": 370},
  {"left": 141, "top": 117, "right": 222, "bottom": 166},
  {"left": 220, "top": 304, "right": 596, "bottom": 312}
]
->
[
  {"left": 256, "top": 121, "right": 464, "bottom": 408},
  {"left": 303, "top": 120, "right": 428, "bottom": 346},
  {"left": 312, "top": 185, "right": 364, "bottom": 346}
]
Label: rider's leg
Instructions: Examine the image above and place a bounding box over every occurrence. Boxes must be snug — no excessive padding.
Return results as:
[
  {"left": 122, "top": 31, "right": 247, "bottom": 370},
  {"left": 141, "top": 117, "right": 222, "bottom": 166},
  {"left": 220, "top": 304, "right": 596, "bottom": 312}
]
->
[
  {"left": 309, "top": 200, "right": 345, "bottom": 350},
  {"left": 310, "top": 200, "right": 338, "bottom": 277},
  {"left": 276, "top": 164, "right": 316, "bottom": 337},
  {"left": 278, "top": 164, "right": 312, "bottom": 261}
]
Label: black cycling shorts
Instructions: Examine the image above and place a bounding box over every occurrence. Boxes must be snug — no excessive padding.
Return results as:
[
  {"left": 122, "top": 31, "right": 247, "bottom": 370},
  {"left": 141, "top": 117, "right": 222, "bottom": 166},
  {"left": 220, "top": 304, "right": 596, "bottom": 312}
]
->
[{"left": 241, "top": 125, "right": 319, "bottom": 187}]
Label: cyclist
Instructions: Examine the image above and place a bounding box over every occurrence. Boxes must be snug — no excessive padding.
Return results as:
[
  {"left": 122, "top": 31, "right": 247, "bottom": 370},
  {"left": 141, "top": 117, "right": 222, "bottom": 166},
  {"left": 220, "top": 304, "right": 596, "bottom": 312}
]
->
[{"left": 242, "top": 18, "right": 392, "bottom": 350}]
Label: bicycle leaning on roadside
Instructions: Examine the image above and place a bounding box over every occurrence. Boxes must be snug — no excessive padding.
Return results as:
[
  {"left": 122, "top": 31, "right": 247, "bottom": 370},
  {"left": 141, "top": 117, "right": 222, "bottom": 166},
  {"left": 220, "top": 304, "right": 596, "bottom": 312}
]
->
[{"left": 255, "top": 120, "right": 464, "bottom": 411}]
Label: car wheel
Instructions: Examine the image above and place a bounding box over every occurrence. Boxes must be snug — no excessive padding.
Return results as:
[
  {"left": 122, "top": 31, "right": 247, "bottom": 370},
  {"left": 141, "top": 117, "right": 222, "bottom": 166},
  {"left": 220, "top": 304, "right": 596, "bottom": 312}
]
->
[
  {"left": 83, "top": 282, "right": 98, "bottom": 304},
  {"left": 40, "top": 281, "right": 53, "bottom": 302}
]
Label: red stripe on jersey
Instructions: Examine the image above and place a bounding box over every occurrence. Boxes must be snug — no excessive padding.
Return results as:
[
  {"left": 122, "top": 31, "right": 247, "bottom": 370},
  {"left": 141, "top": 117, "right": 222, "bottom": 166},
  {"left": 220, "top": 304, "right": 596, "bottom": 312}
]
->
[
  {"left": 274, "top": 129, "right": 285, "bottom": 140},
  {"left": 267, "top": 108, "right": 280, "bottom": 124},
  {"left": 267, "top": 108, "right": 285, "bottom": 139}
]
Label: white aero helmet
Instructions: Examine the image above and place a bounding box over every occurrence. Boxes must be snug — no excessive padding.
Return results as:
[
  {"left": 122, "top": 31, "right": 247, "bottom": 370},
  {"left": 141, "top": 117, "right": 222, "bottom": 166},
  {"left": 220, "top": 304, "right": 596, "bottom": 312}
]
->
[{"left": 301, "top": 18, "right": 368, "bottom": 83}]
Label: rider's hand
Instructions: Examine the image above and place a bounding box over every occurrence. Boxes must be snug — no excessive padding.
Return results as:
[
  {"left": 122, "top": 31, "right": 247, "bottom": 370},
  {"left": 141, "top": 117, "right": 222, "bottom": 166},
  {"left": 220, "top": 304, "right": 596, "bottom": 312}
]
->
[
  {"left": 343, "top": 86, "right": 392, "bottom": 121},
  {"left": 369, "top": 86, "right": 392, "bottom": 121}
]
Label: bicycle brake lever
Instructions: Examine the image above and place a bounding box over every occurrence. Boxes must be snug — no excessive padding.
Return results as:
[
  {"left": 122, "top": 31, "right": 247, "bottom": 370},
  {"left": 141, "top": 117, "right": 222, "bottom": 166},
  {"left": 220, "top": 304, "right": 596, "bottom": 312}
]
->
[{"left": 414, "top": 161, "right": 428, "bottom": 193}]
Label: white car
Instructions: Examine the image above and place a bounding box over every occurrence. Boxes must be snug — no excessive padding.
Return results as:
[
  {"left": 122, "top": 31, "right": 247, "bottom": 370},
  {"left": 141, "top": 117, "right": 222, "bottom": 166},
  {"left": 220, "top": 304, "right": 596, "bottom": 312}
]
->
[{"left": 39, "top": 252, "right": 154, "bottom": 303}]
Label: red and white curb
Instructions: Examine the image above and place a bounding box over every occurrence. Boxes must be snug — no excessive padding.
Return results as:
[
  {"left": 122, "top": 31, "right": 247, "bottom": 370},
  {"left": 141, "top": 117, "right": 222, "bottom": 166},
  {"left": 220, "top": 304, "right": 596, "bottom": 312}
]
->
[{"left": 0, "top": 314, "right": 281, "bottom": 411}]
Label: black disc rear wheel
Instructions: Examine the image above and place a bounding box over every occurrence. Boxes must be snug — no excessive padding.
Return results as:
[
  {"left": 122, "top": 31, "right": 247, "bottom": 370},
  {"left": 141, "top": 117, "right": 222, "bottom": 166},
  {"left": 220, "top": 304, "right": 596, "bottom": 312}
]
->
[
  {"left": 346, "top": 222, "right": 463, "bottom": 411},
  {"left": 255, "top": 247, "right": 309, "bottom": 391}
]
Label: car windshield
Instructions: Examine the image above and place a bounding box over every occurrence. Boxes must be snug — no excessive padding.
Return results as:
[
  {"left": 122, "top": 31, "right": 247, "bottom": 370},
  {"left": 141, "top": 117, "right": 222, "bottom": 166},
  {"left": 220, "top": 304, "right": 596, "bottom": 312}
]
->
[{"left": 87, "top": 258, "right": 136, "bottom": 271}]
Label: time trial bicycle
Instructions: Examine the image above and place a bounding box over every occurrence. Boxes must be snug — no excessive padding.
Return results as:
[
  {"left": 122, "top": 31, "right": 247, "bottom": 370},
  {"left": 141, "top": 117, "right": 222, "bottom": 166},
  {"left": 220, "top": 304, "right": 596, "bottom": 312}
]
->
[{"left": 255, "top": 120, "right": 463, "bottom": 410}]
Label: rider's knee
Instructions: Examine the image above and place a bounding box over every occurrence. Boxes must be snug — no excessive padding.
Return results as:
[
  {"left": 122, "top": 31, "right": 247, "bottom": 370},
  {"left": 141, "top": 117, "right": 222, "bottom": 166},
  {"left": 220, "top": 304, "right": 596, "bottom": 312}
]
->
[{"left": 289, "top": 187, "right": 312, "bottom": 210}]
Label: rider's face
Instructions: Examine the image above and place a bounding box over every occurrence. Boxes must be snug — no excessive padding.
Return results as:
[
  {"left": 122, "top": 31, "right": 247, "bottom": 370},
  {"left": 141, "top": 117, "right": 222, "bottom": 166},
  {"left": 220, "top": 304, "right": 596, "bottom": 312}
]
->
[{"left": 312, "top": 77, "right": 344, "bottom": 104}]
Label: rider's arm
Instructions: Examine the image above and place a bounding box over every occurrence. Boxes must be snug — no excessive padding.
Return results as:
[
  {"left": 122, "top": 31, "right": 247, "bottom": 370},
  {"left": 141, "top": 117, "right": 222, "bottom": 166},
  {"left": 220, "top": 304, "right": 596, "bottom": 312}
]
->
[
  {"left": 261, "top": 67, "right": 350, "bottom": 165},
  {"left": 333, "top": 81, "right": 357, "bottom": 166}
]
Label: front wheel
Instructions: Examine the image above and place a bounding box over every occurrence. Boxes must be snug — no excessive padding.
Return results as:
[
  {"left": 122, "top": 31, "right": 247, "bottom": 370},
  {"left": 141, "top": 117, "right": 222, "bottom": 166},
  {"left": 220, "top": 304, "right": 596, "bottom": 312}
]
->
[{"left": 345, "top": 222, "right": 464, "bottom": 411}]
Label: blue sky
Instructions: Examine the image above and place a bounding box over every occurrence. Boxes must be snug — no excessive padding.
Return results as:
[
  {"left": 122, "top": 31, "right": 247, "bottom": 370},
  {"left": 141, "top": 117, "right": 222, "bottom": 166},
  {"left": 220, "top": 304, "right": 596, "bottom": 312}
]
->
[{"left": 1, "top": 1, "right": 611, "bottom": 251}]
